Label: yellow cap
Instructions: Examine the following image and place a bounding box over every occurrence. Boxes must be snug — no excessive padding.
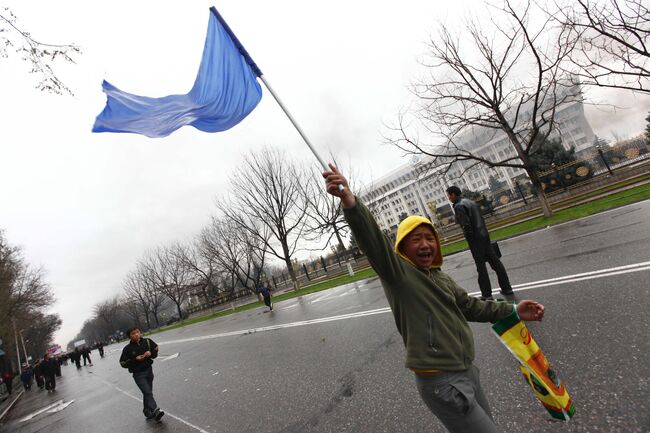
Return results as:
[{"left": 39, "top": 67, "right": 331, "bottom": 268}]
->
[{"left": 394, "top": 216, "right": 443, "bottom": 269}]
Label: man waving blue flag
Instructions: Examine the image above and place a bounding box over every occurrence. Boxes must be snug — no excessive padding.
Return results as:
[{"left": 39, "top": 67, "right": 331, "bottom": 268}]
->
[{"left": 93, "top": 8, "right": 262, "bottom": 138}]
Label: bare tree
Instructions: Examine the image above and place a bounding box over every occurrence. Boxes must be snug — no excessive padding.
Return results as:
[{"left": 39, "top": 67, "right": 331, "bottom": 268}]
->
[
  {"left": 200, "top": 215, "right": 268, "bottom": 294},
  {"left": 174, "top": 240, "right": 220, "bottom": 303},
  {"left": 11, "top": 311, "right": 61, "bottom": 362},
  {"left": 556, "top": 0, "right": 649, "bottom": 93},
  {"left": 388, "top": 0, "right": 582, "bottom": 217},
  {"left": 0, "top": 7, "right": 80, "bottom": 94},
  {"left": 218, "top": 147, "right": 308, "bottom": 288},
  {"left": 123, "top": 271, "right": 153, "bottom": 329},
  {"left": 301, "top": 168, "right": 351, "bottom": 252},
  {"left": 140, "top": 245, "right": 193, "bottom": 321},
  {"left": 93, "top": 296, "right": 122, "bottom": 339},
  {"left": 0, "top": 231, "right": 54, "bottom": 324},
  {"left": 120, "top": 296, "right": 144, "bottom": 331}
]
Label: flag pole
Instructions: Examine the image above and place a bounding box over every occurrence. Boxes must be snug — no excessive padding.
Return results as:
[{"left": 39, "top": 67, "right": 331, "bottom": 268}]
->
[
  {"left": 210, "top": 6, "right": 330, "bottom": 172},
  {"left": 257, "top": 76, "right": 328, "bottom": 170}
]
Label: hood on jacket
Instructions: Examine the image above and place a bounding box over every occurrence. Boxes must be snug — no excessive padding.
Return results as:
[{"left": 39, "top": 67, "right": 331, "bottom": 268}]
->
[{"left": 394, "top": 215, "right": 443, "bottom": 269}]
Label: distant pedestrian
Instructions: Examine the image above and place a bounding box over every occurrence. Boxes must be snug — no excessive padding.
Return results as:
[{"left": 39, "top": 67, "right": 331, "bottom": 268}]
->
[
  {"left": 20, "top": 365, "right": 33, "bottom": 390},
  {"left": 119, "top": 327, "right": 165, "bottom": 422},
  {"left": 72, "top": 348, "right": 82, "bottom": 369},
  {"left": 81, "top": 346, "right": 93, "bottom": 366},
  {"left": 97, "top": 342, "right": 105, "bottom": 358},
  {"left": 42, "top": 353, "right": 58, "bottom": 392},
  {"left": 2, "top": 372, "right": 13, "bottom": 394},
  {"left": 33, "top": 360, "right": 45, "bottom": 389},
  {"left": 258, "top": 284, "right": 273, "bottom": 311},
  {"left": 446, "top": 186, "right": 514, "bottom": 300}
]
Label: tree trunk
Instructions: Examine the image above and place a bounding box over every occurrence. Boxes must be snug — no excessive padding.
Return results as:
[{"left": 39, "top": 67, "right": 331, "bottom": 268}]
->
[
  {"left": 333, "top": 225, "right": 345, "bottom": 252},
  {"left": 152, "top": 312, "right": 160, "bottom": 327},
  {"left": 280, "top": 241, "right": 299, "bottom": 290},
  {"left": 527, "top": 169, "right": 553, "bottom": 217},
  {"left": 175, "top": 302, "right": 183, "bottom": 322},
  {"left": 144, "top": 310, "right": 151, "bottom": 330}
]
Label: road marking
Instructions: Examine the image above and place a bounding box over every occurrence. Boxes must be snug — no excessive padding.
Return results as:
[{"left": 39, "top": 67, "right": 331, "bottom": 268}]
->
[
  {"left": 310, "top": 292, "right": 337, "bottom": 303},
  {"left": 20, "top": 399, "right": 71, "bottom": 422},
  {"left": 508, "top": 261, "right": 650, "bottom": 289},
  {"left": 100, "top": 380, "right": 209, "bottom": 433},
  {"left": 157, "top": 261, "right": 650, "bottom": 346},
  {"left": 48, "top": 400, "right": 74, "bottom": 413},
  {"left": 160, "top": 352, "right": 180, "bottom": 362},
  {"left": 495, "top": 263, "right": 650, "bottom": 294}
]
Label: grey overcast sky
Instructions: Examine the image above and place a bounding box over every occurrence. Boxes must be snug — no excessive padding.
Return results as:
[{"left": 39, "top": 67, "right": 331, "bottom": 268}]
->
[{"left": 1, "top": 0, "right": 648, "bottom": 347}]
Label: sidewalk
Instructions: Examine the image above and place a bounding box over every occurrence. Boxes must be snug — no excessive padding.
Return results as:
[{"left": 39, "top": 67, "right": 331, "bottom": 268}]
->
[{"left": 0, "top": 388, "right": 24, "bottom": 423}]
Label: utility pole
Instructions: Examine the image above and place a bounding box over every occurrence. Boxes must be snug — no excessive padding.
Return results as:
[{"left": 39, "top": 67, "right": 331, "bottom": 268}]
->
[
  {"left": 11, "top": 318, "right": 22, "bottom": 375},
  {"left": 19, "top": 329, "right": 29, "bottom": 366}
]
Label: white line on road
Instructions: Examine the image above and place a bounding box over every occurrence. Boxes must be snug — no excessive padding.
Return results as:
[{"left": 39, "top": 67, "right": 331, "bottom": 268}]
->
[
  {"left": 47, "top": 400, "right": 74, "bottom": 413},
  {"left": 19, "top": 399, "right": 65, "bottom": 422},
  {"left": 158, "top": 261, "right": 650, "bottom": 346},
  {"left": 509, "top": 261, "right": 650, "bottom": 289},
  {"left": 491, "top": 264, "right": 650, "bottom": 295},
  {"left": 160, "top": 352, "right": 180, "bottom": 362},
  {"left": 100, "top": 380, "right": 209, "bottom": 433}
]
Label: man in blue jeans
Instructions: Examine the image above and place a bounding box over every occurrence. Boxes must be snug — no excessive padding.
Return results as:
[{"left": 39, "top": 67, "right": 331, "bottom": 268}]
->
[{"left": 119, "top": 327, "right": 165, "bottom": 422}]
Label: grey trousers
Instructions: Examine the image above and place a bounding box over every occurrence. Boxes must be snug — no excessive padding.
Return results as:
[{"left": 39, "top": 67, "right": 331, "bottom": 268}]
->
[{"left": 415, "top": 366, "right": 498, "bottom": 433}]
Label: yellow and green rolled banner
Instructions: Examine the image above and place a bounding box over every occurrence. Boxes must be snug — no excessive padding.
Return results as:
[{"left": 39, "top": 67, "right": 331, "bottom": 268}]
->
[{"left": 492, "top": 308, "right": 575, "bottom": 421}]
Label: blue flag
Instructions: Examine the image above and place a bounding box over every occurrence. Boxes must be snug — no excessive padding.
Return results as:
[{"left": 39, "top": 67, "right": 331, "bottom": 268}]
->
[{"left": 92, "top": 8, "right": 263, "bottom": 138}]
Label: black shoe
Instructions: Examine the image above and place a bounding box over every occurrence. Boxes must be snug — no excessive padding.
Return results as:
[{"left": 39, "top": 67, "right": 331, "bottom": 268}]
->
[
  {"left": 154, "top": 410, "right": 165, "bottom": 422},
  {"left": 501, "top": 290, "right": 514, "bottom": 296},
  {"left": 479, "top": 296, "right": 494, "bottom": 301}
]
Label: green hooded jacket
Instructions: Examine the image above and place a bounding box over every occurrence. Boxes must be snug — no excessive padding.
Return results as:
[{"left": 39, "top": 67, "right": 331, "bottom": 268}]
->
[{"left": 344, "top": 200, "right": 514, "bottom": 371}]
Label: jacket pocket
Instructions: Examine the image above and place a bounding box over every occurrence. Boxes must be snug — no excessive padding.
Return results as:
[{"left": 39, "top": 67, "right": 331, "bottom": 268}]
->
[{"left": 427, "top": 314, "right": 438, "bottom": 352}]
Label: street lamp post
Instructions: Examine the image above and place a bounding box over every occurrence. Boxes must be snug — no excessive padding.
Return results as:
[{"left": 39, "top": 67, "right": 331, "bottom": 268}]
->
[
  {"left": 11, "top": 318, "right": 22, "bottom": 375},
  {"left": 596, "top": 144, "right": 614, "bottom": 176},
  {"left": 19, "top": 329, "right": 29, "bottom": 366},
  {"left": 514, "top": 180, "right": 528, "bottom": 205}
]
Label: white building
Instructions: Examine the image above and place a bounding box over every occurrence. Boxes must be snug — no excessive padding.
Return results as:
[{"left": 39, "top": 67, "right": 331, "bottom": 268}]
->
[{"left": 360, "top": 97, "right": 595, "bottom": 233}]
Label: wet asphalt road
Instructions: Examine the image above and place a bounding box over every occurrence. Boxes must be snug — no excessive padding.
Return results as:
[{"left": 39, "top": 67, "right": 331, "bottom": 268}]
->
[{"left": 2, "top": 200, "right": 649, "bottom": 433}]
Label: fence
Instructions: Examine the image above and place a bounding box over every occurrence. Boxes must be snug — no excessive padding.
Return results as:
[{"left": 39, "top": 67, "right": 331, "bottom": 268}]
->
[{"left": 437, "top": 139, "right": 650, "bottom": 242}]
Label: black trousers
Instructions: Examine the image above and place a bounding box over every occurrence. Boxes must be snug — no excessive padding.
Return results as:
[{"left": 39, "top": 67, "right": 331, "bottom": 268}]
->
[
  {"left": 469, "top": 238, "right": 512, "bottom": 297},
  {"left": 44, "top": 374, "right": 56, "bottom": 391}
]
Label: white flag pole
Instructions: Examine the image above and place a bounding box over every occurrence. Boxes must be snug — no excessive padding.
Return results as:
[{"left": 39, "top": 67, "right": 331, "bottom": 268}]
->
[{"left": 259, "top": 75, "right": 328, "bottom": 171}]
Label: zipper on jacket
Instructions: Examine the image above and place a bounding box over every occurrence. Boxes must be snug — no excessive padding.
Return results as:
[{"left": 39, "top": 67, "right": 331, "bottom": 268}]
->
[{"left": 427, "top": 315, "right": 438, "bottom": 352}]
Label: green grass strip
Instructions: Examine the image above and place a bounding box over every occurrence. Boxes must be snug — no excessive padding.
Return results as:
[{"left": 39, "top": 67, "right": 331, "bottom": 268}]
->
[
  {"left": 441, "top": 182, "right": 650, "bottom": 255},
  {"left": 147, "top": 268, "right": 379, "bottom": 335}
]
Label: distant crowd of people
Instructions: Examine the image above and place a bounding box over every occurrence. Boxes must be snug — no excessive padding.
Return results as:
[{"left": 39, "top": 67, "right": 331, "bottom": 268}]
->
[{"left": 1, "top": 342, "right": 106, "bottom": 396}]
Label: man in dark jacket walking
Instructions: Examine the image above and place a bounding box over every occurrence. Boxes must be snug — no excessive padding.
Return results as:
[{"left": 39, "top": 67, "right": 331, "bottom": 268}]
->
[
  {"left": 324, "top": 165, "right": 544, "bottom": 433},
  {"left": 41, "top": 353, "right": 58, "bottom": 392},
  {"left": 81, "top": 346, "right": 92, "bottom": 366},
  {"left": 258, "top": 284, "right": 273, "bottom": 311},
  {"left": 72, "top": 348, "right": 82, "bottom": 369},
  {"left": 119, "top": 327, "right": 164, "bottom": 422},
  {"left": 446, "top": 186, "right": 514, "bottom": 300}
]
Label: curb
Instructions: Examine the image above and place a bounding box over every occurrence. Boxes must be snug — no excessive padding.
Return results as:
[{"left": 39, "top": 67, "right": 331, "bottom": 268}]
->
[{"left": 0, "top": 389, "right": 24, "bottom": 422}]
